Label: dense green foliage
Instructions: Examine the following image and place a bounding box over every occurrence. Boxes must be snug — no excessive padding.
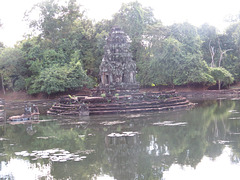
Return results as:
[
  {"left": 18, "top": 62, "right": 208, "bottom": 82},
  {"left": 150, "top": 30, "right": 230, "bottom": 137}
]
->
[
  {"left": 1, "top": 0, "right": 240, "bottom": 94},
  {"left": 210, "top": 67, "right": 234, "bottom": 89}
]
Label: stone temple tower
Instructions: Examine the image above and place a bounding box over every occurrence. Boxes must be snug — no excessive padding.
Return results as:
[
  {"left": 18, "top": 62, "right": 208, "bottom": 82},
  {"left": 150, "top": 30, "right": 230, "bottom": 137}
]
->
[{"left": 99, "top": 27, "right": 138, "bottom": 92}]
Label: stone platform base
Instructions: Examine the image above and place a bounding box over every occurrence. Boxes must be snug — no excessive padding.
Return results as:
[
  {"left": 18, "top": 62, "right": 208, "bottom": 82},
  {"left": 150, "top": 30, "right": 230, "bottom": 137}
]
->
[{"left": 47, "top": 91, "right": 194, "bottom": 116}]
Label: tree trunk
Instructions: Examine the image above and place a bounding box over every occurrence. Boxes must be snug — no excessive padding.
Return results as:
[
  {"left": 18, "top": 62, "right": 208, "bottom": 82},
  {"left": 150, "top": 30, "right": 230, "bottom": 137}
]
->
[
  {"left": 219, "top": 53, "right": 223, "bottom": 67},
  {"left": 209, "top": 41, "right": 215, "bottom": 67},
  {"left": 217, "top": 38, "right": 232, "bottom": 67},
  {"left": 1, "top": 73, "right": 5, "bottom": 95},
  {"left": 218, "top": 80, "right": 221, "bottom": 90}
]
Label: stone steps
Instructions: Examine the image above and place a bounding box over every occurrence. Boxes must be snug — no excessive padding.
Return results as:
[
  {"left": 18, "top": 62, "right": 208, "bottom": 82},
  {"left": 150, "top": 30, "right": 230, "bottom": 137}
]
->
[
  {"left": 89, "top": 101, "right": 189, "bottom": 111},
  {"left": 88, "top": 97, "right": 187, "bottom": 108},
  {"left": 90, "top": 103, "right": 192, "bottom": 115},
  {"left": 48, "top": 97, "right": 192, "bottom": 116},
  {"left": 51, "top": 105, "right": 79, "bottom": 110},
  {"left": 49, "top": 106, "right": 79, "bottom": 113},
  {"left": 47, "top": 92, "right": 194, "bottom": 116}
]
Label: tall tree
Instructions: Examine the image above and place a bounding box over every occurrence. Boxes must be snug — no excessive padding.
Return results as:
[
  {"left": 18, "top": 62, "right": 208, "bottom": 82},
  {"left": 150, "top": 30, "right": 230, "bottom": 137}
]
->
[
  {"left": 112, "top": 1, "right": 157, "bottom": 62},
  {"left": 27, "top": 0, "right": 82, "bottom": 45},
  {"left": 169, "top": 23, "right": 215, "bottom": 86},
  {"left": 0, "top": 48, "right": 26, "bottom": 93},
  {"left": 198, "top": 23, "right": 218, "bottom": 67},
  {"left": 220, "top": 22, "right": 240, "bottom": 81},
  {"left": 22, "top": 0, "right": 94, "bottom": 95},
  {"left": 150, "top": 37, "right": 185, "bottom": 87}
]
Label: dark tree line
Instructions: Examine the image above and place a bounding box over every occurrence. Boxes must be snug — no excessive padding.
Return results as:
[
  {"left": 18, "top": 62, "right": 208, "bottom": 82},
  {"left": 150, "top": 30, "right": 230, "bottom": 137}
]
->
[{"left": 0, "top": 0, "right": 239, "bottom": 95}]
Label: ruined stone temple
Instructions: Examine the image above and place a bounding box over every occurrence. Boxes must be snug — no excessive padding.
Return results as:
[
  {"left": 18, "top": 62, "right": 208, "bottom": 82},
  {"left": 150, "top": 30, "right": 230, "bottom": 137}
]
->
[
  {"left": 99, "top": 27, "right": 139, "bottom": 91},
  {"left": 47, "top": 27, "right": 194, "bottom": 116}
]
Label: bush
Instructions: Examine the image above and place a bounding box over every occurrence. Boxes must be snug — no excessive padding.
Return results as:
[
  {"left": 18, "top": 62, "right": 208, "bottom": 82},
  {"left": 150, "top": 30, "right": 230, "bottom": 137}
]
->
[
  {"left": 210, "top": 67, "right": 234, "bottom": 89},
  {"left": 14, "top": 76, "right": 26, "bottom": 91},
  {"left": 28, "top": 62, "right": 93, "bottom": 95}
]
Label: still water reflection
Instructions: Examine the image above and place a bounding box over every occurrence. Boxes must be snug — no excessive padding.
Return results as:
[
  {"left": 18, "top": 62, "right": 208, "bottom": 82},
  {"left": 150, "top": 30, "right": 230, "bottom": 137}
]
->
[{"left": 0, "top": 99, "right": 240, "bottom": 180}]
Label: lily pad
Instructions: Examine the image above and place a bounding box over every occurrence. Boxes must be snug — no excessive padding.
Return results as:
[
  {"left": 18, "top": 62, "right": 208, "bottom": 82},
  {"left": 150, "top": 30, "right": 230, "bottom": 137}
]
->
[
  {"left": 107, "top": 131, "right": 140, "bottom": 138},
  {"left": 14, "top": 148, "right": 91, "bottom": 163},
  {"left": 100, "top": 121, "right": 125, "bottom": 126},
  {"left": 0, "top": 138, "right": 9, "bottom": 141},
  {"left": 152, "top": 121, "right": 187, "bottom": 127}
]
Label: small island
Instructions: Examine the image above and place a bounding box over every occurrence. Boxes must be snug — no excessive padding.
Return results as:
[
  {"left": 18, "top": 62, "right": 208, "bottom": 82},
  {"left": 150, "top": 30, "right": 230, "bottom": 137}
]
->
[{"left": 47, "top": 27, "right": 194, "bottom": 116}]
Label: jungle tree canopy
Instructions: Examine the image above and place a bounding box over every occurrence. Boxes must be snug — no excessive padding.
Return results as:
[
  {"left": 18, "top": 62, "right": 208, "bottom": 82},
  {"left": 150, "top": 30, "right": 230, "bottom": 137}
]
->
[{"left": 0, "top": 0, "right": 240, "bottom": 94}]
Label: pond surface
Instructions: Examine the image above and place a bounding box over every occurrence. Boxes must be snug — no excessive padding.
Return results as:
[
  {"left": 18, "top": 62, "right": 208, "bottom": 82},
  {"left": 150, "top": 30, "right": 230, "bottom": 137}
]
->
[{"left": 1, "top": 99, "right": 240, "bottom": 180}]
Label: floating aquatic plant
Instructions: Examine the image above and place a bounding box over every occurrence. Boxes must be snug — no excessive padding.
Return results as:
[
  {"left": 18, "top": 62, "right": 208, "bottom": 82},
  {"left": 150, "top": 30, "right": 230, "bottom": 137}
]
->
[
  {"left": 152, "top": 121, "right": 187, "bottom": 127},
  {"left": 107, "top": 131, "right": 140, "bottom": 138},
  {"left": 14, "top": 148, "right": 94, "bottom": 163}
]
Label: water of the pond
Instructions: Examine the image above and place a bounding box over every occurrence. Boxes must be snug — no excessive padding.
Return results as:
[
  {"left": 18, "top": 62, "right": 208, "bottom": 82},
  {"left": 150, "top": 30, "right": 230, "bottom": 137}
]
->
[{"left": 0, "top": 99, "right": 240, "bottom": 180}]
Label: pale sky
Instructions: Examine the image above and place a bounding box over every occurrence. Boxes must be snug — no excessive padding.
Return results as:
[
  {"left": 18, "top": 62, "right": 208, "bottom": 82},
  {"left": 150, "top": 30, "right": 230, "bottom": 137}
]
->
[{"left": 0, "top": 0, "right": 240, "bottom": 47}]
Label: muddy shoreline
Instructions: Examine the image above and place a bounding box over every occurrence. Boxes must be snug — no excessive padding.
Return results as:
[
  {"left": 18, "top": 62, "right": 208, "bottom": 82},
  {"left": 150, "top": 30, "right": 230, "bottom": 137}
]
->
[
  {"left": 178, "top": 89, "right": 240, "bottom": 100},
  {"left": 1, "top": 88, "right": 240, "bottom": 102},
  {"left": 1, "top": 88, "right": 240, "bottom": 120}
]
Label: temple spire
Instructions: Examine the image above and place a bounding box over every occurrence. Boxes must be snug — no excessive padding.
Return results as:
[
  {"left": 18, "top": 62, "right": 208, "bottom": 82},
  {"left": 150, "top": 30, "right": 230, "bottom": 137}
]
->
[{"left": 99, "top": 27, "right": 137, "bottom": 87}]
